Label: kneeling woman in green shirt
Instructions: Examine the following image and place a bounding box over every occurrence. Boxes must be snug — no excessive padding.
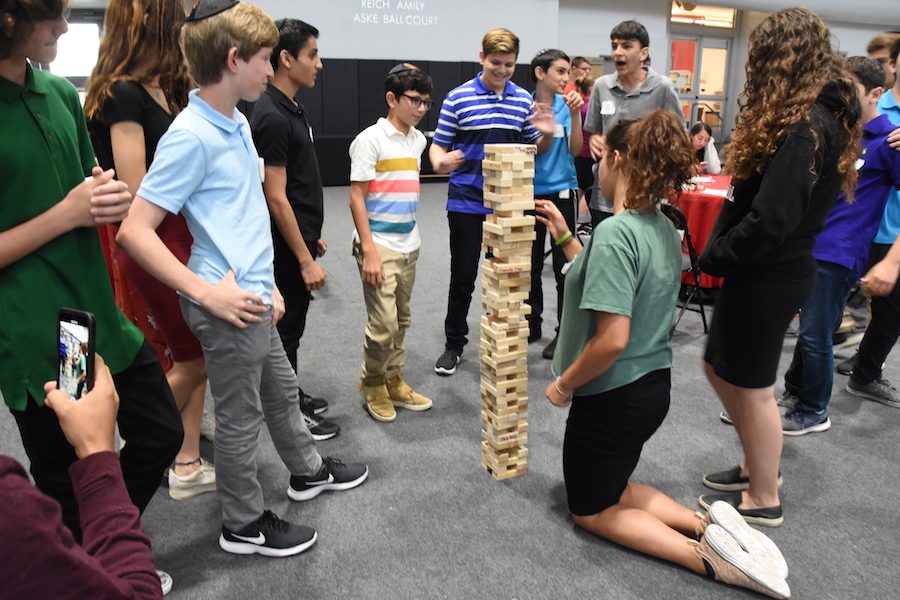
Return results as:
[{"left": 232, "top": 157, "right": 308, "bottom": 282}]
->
[{"left": 537, "top": 111, "right": 791, "bottom": 599}]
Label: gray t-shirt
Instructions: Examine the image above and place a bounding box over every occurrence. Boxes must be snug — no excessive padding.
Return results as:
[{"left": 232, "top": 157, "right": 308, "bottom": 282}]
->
[{"left": 584, "top": 68, "right": 684, "bottom": 212}]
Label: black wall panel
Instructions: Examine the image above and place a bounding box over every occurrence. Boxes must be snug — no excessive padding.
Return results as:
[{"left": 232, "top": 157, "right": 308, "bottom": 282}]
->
[
  {"left": 320, "top": 60, "right": 359, "bottom": 136},
  {"left": 357, "top": 59, "right": 395, "bottom": 132}
]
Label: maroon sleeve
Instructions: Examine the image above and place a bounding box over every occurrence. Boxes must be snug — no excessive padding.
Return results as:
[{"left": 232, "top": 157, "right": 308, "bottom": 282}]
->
[{"left": 0, "top": 453, "right": 161, "bottom": 600}]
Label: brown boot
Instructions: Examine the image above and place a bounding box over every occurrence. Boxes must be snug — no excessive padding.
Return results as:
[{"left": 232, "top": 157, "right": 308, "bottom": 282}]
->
[
  {"left": 386, "top": 375, "right": 433, "bottom": 411},
  {"left": 692, "top": 524, "right": 790, "bottom": 599},
  {"left": 360, "top": 380, "right": 396, "bottom": 423}
]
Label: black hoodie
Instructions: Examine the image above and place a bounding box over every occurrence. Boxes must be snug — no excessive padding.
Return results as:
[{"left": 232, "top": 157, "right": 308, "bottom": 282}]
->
[{"left": 699, "top": 80, "right": 859, "bottom": 277}]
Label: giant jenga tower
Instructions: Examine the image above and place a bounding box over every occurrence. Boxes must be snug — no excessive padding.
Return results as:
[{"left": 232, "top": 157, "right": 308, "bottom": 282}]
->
[{"left": 479, "top": 144, "right": 536, "bottom": 480}]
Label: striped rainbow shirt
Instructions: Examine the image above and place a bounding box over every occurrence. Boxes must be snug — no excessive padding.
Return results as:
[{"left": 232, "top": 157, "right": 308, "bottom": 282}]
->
[{"left": 349, "top": 117, "right": 427, "bottom": 253}]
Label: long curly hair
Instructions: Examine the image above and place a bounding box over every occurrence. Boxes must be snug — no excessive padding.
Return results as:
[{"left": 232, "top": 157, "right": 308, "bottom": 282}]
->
[
  {"left": 83, "top": 0, "right": 191, "bottom": 121},
  {"left": 605, "top": 111, "right": 694, "bottom": 212},
  {"left": 726, "top": 7, "right": 860, "bottom": 195}
]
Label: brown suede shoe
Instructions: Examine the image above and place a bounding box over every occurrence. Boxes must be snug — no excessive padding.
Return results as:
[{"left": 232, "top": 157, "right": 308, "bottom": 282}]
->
[
  {"left": 386, "top": 375, "right": 433, "bottom": 412},
  {"left": 692, "top": 524, "right": 790, "bottom": 599},
  {"left": 360, "top": 381, "right": 396, "bottom": 422}
]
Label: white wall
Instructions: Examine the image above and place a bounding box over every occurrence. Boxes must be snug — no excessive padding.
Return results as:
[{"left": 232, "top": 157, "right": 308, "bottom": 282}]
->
[
  {"left": 828, "top": 20, "right": 891, "bottom": 56},
  {"left": 558, "top": 0, "right": 672, "bottom": 70},
  {"left": 252, "top": 0, "right": 559, "bottom": 62}
]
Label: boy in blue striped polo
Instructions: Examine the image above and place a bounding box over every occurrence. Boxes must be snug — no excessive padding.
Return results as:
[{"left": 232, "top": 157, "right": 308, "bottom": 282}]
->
[
  {"left": 349, "top": 64, "right": 434, "bottom": 422},
  {"left": 430, "top": 28, "right": 554, "bottom": 375}
]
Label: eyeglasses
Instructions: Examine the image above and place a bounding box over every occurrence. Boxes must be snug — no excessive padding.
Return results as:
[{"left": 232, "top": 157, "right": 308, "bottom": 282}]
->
[{"left": 402, "top": 94, "right": 433, "bottom": 110}]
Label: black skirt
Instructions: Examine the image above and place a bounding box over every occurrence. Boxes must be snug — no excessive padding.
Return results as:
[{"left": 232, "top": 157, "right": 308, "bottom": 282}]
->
[
  {"left": 563, "top": 369, "right": 671, "bottom": 516},
  {"left": 704, "top": 258, "right": 817, "bottom": 388}
]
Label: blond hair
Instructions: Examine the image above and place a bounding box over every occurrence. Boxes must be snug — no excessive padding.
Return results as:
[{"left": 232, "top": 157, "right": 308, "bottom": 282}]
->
[
  {"left": 180, "top": 2, "right": 277, "bottom": 86},
  {"left": 867, "top": 32, "right": 900, "bottom": 55},
  {"left": 482, "top": 28, "right": 519, "bottom": 56}
]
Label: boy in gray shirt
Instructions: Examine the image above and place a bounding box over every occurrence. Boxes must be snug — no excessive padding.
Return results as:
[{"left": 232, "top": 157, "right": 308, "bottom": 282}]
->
[{"left": 584, "top": 20, "right": 683, "bottom": 225}]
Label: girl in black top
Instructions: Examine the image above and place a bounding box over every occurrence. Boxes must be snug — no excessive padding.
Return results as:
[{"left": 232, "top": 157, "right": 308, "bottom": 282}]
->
[
  {"left": 698, "top": 8, "right": 860, "bottom": 526},
  {"left": 84, "top": 0, "right": 214, "bottom": 501}
]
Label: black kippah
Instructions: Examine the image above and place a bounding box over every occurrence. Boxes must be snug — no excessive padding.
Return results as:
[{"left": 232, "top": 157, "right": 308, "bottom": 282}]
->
[{"left": 186, "top": 0, "right": 239, "bottom": 22}]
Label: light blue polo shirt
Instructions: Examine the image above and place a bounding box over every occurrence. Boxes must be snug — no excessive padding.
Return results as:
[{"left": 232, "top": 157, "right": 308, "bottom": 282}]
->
[
  {"left": 533, "top": 93, "right": 578, "bottom": 196},
  {"left": 874, "top": 90, "right": 900, "bottom": 244},
  {"left": 138, "top": 90, "right": 274, "bottom": 304}
]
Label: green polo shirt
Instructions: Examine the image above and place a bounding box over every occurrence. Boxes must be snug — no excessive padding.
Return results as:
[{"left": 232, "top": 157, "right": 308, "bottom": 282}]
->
[
  {"left": 0, "top": 65, "right": 142, "bottom": 411},
  {"left": 551, "top": 209, "right": 681, "bottom": 395}
]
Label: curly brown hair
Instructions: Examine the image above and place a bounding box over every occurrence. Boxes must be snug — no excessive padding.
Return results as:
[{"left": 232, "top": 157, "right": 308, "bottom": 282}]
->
[
  {"left": 604, "top": 111, "right": 694, "bottom": 212},
  {"left": 0, "top": 0, "right": 66, "bottom": 59},
  {"left": 726, "top": 7, "right": 860, "bottom": 195},
  {"left": 83, "top": 0, "right": 191, "bottom": 121}
]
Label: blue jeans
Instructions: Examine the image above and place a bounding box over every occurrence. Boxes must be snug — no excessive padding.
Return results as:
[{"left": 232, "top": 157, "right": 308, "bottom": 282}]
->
[{"left": 783, "top": 260, "right": 854, "bottom": 416}]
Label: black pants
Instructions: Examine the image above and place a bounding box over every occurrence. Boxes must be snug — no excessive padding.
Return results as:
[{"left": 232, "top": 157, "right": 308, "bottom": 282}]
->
[
  {"left": 854, "top": 243, "right": 900, "bottom": 385},
  {"left": 590, "top": 208, "right": 614, "bottom": 228},
  {"left": 444, "top": 212, "right": 486, "bottom": 350},
  {"left": 273, "top": 236, "right": 318, "bottom": 373},
  {"left": 527, "top": 192, "right": 577, "bottom": 336},
  {"left": 11, "top": 342, "right": 182, "bottom": 541}
]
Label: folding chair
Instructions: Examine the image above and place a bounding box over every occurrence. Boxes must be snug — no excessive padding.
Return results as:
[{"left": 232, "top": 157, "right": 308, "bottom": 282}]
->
[{"left": 660, "top": 203, "right": 709, "bottom": 338}]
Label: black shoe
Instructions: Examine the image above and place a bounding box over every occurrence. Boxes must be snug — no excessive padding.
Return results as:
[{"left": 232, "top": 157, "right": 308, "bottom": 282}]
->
[
  {"left": 698, "top": 491, "right": 783, "bottom": 527},
  {"left": 299, "top": 389, "right": 328, "bottom": 415},
  {"left": 835, "top": 352, "right": 857, "bottom": 376},
  {"left": 219, "top": 510, "right": 317, "bottom": 557},
  {"left": 302, "top": 409, "right": 340, "bottom": 441},
  {"left": 288, "top": 457, "right": 369, "bottom": 501},
  {"left": 542, "top": 334, "right": 558, "bottom": 360},
  {"left": 702, "top": 465, "right": 783, "bottom": 492},
  {"left": 434, "top": 347, "right": 462, "bottom": 376}
]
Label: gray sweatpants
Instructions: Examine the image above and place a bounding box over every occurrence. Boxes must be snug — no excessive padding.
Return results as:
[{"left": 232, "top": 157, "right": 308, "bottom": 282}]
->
[{"left": 181, "top": 299, "right": 322, "bottom": 530}]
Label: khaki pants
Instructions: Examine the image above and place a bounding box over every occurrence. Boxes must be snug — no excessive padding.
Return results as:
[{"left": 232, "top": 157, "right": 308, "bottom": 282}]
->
[{"left": 353, "top": 241, "right": 419, "bottom": 384}]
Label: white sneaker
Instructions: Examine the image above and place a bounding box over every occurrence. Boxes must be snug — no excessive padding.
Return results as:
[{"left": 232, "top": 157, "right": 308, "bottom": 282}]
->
[
  {"left": 168, "top": 459, "right": 216, "bottom": 500},
  {"left": 707, "top": 500, "right": 789, "bottom": 579},
  {"left": 157, "top": 570, "right": 173, "bottom": 596}
]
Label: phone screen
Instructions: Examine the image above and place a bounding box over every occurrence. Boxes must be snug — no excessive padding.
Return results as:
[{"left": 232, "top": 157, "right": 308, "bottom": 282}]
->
[{"left": 57, "top": 310, "right": 95, "bottom": 400}]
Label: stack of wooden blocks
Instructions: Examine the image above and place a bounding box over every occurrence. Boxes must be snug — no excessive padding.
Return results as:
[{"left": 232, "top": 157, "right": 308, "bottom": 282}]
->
[{"left": 480, "top": 143, "right": 536, "bottom": 481}]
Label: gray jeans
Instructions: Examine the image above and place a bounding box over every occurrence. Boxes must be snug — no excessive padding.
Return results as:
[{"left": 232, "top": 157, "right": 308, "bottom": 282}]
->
[{"left": 181, "top": 299, "right": 322, "bottom": 530}]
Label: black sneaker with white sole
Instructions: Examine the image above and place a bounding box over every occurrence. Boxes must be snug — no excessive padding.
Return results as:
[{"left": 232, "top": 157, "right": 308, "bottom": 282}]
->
[
  {"left": 302, "top": 409, "right": 340, "bottom": 441},
  {"left": 703, "top": 465, "right": 783, "bottom": 492},
  {"left": 288, "top": 457, "right": 369, "bottom": 501},
  {"left": 699, "top": 491, "right": 784, "bottom": 527},
  {"left": 219, "top": 510, "right": 317, "bottom": 557},
  {"left": 434, "top": 347, "right": 462, "bottom": 376},
  {"left": 299, "top": 389, "right": 328, "bottom": 415}
]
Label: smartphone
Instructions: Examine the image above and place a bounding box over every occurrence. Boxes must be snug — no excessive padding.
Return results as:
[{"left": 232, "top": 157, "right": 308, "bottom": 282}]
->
[{"left": 56, "top": 308, "right": 96, "bottom": 400}]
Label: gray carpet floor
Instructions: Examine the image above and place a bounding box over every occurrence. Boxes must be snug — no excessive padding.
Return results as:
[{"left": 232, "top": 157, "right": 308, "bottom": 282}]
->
[{"left": 2, "top": 182, "right": 899, "bottom": 599}]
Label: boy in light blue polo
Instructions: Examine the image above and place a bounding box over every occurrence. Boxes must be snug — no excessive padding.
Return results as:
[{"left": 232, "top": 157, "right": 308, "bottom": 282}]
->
[
  {"left": 528, "top": 49, "right": 583, "bottom": 359},
  {"left": 117, "top": 0, "right": 367, "bottom": 558}
]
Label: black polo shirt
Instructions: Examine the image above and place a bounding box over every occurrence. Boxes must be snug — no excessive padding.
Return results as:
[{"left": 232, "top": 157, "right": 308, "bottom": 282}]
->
[{"left": 249, "top": 83, "right": 324, "bottom": 242}]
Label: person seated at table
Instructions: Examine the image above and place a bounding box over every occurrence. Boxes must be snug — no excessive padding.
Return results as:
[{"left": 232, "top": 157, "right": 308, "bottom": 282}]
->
[
  {"left": 538, "top": 110, "right": 791, "bottom": 599},
  {"left": 2, "top": 355, "right": 163, "bottom": 599},
  {"left": 690, "top": 123, "right": 721, "bottom": 175}
]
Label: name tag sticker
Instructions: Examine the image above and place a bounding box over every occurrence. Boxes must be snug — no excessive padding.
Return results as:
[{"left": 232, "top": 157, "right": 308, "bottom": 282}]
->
[
  {"left": 601, "top": 100, "right": 616, "bottom": 115},
  {"left": 725, "top": 185, "right": 735, "bottom": 203},
  {"left": 553, "top": 123, "right": 565, "bottom": 138}
]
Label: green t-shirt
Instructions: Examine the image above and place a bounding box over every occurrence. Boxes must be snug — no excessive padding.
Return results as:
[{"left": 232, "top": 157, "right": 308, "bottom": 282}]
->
[
  {"left": 0, "top": 66, "right": 143, "bottom": 410},
  {"left": 552, "top": 209, "right": 681, "bottom": 395}
]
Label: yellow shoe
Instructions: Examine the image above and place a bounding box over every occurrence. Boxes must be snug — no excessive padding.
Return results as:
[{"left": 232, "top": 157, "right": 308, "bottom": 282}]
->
[
  {"left": 361, "top": 382, "right": 396, "bottom": 422},
  {"left": 386, "top": 375, "right": 433, "bottom": 411}
]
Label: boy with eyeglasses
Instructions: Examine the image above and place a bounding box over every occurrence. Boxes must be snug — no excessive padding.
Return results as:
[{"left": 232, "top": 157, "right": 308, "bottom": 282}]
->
[{"left": 349, "top": 63, "right": 434, "bottom": 422}]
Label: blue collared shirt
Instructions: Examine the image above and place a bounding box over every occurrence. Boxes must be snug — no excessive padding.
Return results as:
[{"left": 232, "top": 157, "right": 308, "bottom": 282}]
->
[{"left": 138, "top": 90, "right": 275, "bottom": 304}]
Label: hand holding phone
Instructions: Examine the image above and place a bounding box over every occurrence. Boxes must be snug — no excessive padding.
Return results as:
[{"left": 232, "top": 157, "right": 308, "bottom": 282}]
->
[{"left": 57, "top": 308, "right": 96, "bottom": 400}]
